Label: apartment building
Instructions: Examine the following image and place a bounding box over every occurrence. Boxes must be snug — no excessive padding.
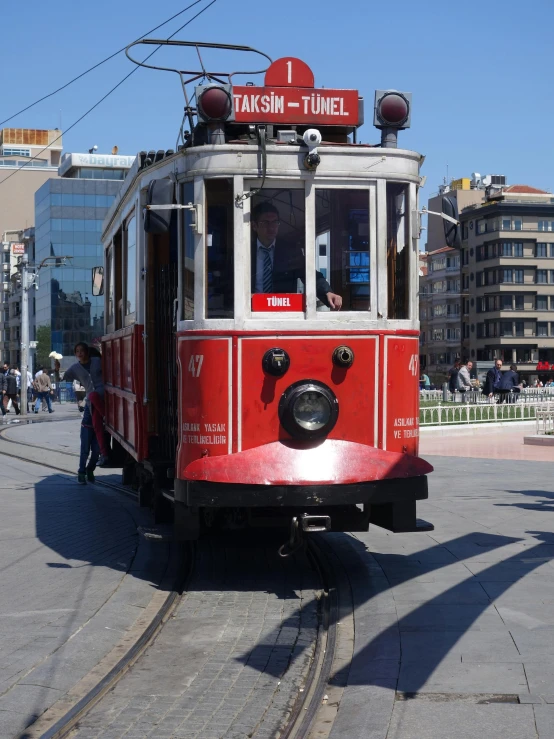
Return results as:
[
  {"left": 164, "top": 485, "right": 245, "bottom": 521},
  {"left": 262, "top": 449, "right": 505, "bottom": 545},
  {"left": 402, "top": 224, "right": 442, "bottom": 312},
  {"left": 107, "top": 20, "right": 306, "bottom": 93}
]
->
[
  {"left": 419, "top": 177, "right": 485, "bottom": 382},
  {"left": 460, "top": 185, "right": 554, "bottom": 377}
]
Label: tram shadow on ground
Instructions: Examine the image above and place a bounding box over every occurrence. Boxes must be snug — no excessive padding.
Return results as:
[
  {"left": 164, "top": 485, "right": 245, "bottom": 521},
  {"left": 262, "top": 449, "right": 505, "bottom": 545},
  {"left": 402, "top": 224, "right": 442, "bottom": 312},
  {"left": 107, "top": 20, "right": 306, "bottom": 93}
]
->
[
  {"left": 14, "top": 472, "right": 168, "bottom": 736},
  {"left": 201, "top": 528, "right": 554, "bottom": 696}
]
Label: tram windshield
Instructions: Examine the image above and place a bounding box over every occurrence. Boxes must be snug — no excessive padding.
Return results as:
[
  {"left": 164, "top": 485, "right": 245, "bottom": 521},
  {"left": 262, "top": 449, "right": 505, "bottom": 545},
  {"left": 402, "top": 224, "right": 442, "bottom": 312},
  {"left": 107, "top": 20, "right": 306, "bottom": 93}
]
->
[
  {"left": 250, "top": 188, "right": 369, "bottom": 312},
  {"left": 250, "top": 188, "right": 307, "bottom": 297}
]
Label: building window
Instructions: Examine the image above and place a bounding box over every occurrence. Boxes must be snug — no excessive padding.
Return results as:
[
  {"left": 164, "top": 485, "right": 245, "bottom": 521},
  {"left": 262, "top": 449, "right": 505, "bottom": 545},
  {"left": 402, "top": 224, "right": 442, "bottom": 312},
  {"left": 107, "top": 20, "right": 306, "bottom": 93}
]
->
[
  {"left": 462, "top": 223, "right": 468, "bottom": 240},
  {"left": 502, "top": 242, "right": 512, "bottom": 257},
  {"left": 515, "top": 295, "right": 524, "bottom": 310},
  {"left": 536, "top": 243, "right": 548, "bottom": 258},
  {"left": 2, "top": 147, "right": 31, "bottom": 157},
  {"left": 537, "top": 269, "right": 548, "bottom": 284},
  {"left": 476, "top": 323, "right": 484, "bottom": 338},
  {"left": 476, "top": 219, "right": 487, "bottom": 235},
  {"left": 539, "top": 221, "right": 553, "bottom": 232},
  {"left": 537, "top": 322, "right": 549, "bottom": 337},
  {"left": 502, "top": 219, "right": 512, "bottom": 230},
  {"left": 501, "top": 294, "right": 513, "bottom": 310},
  {"left": 513, "top": 242, "right": 523, "bottom": 257},
  {"left": 513, "top": 219, "right": 522, "bottom": 231},
  {"left": 501, "top": 321, "right": 513, "bottom": 337},
  {"left": 550, "top": 244, "right": 554, "bottom": 258},
  {"left": 515, "top": 320, "right": 524, "bottom": 337},
  {"left": 536, "top": 295, "right": 548, "bottom": 310},
  {"left": 432, "top": 329, "right": 444, "bottom": 341},
  {"left": 501, "top": 269, "right": 513, "bottom": 283},
  {"left": 514, "top": 269, "right": 524, "bottom": 284}
]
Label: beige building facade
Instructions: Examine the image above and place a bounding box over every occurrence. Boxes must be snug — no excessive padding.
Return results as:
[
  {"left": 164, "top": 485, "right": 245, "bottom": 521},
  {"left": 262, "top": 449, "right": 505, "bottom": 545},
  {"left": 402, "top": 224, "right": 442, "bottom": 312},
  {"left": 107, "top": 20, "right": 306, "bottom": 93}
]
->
[
  {"left": 460, "top": 185, "right": 554, "bottom": 378},
  {"left": 0, "top": 128, "right": 61, "bottom": 237},
  {"left": 419, "top": 178, "right": 485, "bottom": 383}
]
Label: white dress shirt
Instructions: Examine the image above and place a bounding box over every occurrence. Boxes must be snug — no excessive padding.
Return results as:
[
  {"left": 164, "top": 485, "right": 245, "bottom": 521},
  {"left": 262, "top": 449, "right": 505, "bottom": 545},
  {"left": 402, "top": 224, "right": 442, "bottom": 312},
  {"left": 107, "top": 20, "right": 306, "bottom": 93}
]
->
[{"left": 255, "top": 238, "right": 275, "bottom": 293}]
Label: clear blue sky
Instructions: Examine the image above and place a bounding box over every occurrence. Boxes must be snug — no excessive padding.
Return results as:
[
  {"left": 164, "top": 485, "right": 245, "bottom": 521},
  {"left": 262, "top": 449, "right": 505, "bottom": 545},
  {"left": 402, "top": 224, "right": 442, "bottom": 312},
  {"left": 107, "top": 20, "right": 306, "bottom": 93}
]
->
[{"left": 2, "top": 0, "right": 553, "bottom": 199}]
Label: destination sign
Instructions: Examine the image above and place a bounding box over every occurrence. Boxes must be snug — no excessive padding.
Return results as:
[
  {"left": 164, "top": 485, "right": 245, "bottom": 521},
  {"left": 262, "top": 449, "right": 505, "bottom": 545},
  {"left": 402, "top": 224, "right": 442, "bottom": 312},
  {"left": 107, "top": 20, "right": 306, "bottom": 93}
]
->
[{"left": 233, "top": 86, "right": 359, "bottom": 126}]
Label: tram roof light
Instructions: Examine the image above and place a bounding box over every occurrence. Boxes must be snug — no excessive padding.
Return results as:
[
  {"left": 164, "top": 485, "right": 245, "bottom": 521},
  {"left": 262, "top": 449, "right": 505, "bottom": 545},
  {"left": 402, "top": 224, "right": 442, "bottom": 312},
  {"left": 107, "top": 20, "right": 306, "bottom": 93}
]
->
[
  {"left": 196, "top": 84, "right": 234, "bottom": 123},
  {"left": 373, "top": 90, "right": 411, "bottom": 129}
]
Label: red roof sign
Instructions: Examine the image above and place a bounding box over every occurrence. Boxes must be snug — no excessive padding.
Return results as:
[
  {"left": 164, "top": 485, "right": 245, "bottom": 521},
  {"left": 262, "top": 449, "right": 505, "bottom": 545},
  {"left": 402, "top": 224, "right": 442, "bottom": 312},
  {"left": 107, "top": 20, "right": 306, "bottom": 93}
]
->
[{"left": 233, "top": 57, "right": 359, "bottom": 126}]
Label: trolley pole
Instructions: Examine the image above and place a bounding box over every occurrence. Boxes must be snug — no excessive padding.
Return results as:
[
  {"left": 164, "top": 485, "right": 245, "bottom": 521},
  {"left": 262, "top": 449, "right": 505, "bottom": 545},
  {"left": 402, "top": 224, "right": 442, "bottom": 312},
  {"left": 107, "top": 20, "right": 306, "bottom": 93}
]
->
[{"left": 19, "top": 254, "right": 30, "bottom": 418}]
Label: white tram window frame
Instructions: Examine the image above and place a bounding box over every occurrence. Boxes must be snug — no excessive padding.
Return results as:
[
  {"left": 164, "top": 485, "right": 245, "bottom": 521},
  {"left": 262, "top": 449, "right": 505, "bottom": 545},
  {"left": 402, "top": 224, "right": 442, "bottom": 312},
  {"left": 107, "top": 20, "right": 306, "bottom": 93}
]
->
[
  {"left": 312, "top": 183, "right": 375, "bottom": 322},
  {"left": 241, "top": 178, "right": 306, "bottom": 323},
  {"left": 123, "top": 208, "right": 137, "bottom": 327}
]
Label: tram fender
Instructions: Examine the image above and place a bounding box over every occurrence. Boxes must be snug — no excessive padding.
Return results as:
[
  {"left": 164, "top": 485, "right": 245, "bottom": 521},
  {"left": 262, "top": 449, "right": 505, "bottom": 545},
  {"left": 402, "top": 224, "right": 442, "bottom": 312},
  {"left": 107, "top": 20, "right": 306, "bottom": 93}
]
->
[{"left": 182, "top": 439, "right": 433, "bottom": 485}]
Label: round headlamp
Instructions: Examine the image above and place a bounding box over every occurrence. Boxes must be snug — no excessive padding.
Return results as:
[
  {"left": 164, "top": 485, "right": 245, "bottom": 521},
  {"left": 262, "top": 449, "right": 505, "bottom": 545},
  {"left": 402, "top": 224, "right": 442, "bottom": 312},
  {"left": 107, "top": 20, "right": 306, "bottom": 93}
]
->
[{"left": 279, "top": 380, "right": 339, "bottom": 439}]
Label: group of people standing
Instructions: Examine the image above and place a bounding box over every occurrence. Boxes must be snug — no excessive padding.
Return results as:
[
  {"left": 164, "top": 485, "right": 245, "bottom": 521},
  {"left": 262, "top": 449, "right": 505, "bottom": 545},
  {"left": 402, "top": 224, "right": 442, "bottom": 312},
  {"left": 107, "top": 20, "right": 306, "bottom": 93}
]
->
[{"left": 448, "top": 358, "right": 521, "bottom": 403}]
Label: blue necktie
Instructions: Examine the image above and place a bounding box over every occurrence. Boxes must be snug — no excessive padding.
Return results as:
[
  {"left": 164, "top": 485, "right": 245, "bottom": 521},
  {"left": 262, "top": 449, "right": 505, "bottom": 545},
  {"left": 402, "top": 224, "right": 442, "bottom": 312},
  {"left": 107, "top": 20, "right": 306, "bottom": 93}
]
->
[{"left": 262, "top": 248, "right": 273, "bottom": 293}]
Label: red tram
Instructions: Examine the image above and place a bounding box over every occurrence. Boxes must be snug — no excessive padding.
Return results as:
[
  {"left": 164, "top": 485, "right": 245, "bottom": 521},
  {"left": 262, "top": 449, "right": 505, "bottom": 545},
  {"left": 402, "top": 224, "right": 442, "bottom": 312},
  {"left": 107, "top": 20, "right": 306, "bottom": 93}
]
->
[{"left": 97, "top": 42, "right": 434, "bottom": 540}]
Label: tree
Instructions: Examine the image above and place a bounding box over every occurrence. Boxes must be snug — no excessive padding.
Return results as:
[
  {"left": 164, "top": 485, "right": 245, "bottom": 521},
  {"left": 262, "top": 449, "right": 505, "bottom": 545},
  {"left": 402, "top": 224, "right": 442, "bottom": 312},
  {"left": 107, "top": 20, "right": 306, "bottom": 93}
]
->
[{"left": 36, "top": 324, "right": 52, "bottom": 369}]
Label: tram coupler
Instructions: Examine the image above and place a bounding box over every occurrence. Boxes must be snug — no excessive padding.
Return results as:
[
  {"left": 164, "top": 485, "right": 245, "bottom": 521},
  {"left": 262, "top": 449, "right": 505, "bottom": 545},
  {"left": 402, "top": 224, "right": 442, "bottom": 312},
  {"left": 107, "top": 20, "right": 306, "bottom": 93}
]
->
[
  {"left": 278, "top": 513, "right": 332, "bottom": 558},
  {"left": 299, "top": 513, "right": 331, "bottom": 533}
]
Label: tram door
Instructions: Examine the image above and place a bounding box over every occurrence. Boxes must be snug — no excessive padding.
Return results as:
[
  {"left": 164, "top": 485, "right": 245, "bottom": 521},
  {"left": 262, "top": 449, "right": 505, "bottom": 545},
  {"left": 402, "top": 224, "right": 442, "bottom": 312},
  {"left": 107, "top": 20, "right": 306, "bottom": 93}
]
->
[{"left": 145, "top": 215, "right": 179, "bottom": 465}]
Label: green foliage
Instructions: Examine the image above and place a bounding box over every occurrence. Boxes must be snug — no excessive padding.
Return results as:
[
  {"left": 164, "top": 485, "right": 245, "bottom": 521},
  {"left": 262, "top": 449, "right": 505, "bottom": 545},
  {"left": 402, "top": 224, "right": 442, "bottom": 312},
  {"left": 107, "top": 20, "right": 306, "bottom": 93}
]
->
[{"left": 36, "top": 324, "right": 52, "bottom": 369}]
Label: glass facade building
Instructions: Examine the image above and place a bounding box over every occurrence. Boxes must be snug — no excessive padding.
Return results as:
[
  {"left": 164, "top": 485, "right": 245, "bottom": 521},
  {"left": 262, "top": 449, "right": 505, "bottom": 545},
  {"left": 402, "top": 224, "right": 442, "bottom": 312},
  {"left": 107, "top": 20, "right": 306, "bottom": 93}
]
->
[{"left": 34, "top": 176, "right": 126, "bottom": 368}]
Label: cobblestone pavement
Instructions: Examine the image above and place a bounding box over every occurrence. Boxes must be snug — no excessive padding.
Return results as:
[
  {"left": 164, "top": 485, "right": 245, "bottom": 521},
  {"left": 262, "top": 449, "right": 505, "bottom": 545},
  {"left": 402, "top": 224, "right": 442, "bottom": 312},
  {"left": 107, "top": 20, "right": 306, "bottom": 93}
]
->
[
  {"left": 0, "top": 423, "right": 170, "bottom": 738},
  {"left": 328, "top": 455, "right": 554, "bottom": 739},
  {"left": 70, "top": 534, "right": 320, "bottom": 739}
]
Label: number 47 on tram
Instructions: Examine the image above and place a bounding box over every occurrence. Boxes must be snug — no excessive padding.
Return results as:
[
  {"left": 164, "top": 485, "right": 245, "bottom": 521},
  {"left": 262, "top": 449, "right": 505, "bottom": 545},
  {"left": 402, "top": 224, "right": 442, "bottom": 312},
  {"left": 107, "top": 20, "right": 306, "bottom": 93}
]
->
[{"left": 95, "top": 42, "right": 458, "bottom": 542}]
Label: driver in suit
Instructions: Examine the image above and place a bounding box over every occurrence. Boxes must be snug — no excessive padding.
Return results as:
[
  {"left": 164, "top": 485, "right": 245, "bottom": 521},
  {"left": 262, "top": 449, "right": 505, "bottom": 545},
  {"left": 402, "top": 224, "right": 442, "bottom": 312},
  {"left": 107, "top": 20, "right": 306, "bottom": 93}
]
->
[{"left": 251, "top": 201, "right": 343, "bottom": 310}]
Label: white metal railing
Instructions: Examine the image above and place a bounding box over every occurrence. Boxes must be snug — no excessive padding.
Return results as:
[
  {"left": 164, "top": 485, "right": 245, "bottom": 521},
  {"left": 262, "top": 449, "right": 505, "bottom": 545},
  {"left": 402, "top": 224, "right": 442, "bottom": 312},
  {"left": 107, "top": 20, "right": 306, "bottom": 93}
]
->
[
  {"left": 535, "top": 405, "right": 554, "bottom": 435},
  {"left": 420, "top": 388, "right": 554, "bottom": 405},
  {"left": 420, "top": 400, "right": 554, "bottom": 426}
]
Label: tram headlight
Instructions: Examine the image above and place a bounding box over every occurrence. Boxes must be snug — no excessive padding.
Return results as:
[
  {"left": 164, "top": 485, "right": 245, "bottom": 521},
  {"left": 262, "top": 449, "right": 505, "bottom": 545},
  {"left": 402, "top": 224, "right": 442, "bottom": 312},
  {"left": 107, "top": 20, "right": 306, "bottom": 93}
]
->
[{"left": 279, "top": 380, "right": 339, "bottom": 439}]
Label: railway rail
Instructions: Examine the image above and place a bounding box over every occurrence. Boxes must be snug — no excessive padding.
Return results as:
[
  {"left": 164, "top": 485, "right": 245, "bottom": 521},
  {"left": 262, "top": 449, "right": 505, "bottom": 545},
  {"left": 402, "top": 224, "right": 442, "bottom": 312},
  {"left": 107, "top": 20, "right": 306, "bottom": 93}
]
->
[{"left": 0, "top": 419, "right": 351, "bottom": 739}]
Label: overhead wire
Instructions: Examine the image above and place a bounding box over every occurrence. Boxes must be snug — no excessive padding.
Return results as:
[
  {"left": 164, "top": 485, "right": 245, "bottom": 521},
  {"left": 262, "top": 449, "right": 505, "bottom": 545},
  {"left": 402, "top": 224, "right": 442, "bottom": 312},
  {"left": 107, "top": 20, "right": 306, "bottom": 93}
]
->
[
  {"left": 0, "top": 0, "right": 219, "bottom": 187},
  {"left": 0, "top": 0, "right": 207, "bottom": 128}
]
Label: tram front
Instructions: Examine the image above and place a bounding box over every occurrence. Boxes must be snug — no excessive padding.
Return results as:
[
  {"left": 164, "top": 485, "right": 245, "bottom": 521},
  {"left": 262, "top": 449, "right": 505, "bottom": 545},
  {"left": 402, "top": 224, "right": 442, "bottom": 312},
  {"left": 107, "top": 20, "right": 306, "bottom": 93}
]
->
[{"left": 170, "top": 55, "right": 433, "bottom": 539}]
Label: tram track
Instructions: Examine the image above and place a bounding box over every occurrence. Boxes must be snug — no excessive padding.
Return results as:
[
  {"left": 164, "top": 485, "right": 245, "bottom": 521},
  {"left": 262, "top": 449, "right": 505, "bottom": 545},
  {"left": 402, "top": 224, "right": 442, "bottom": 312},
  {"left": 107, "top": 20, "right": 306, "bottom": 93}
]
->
[{"left": 1, "top": 419, "right": 351, "bottom": 739}]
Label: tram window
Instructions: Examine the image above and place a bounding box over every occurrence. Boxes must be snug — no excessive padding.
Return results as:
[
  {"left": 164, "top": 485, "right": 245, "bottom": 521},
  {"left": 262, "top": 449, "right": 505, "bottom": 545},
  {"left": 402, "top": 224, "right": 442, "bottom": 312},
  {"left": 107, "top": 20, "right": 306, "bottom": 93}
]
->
[
  {"left": 106, "top": 243, "right": 114, "bottom": 328},
  {"left": 387, "top": 183, "right": 410, "bottom": 319},
  {"left": 315, "top": 190, "right": 370, "bottom": 311},
  {"left": 181, "top": 182, "right": 195, "bottom": 320},
  {"left": 113, "top": 229, "right": 123, "bottom": 330},
  {"left": 125, "top": 216, "right": 136, "bottom": 319},
  {"left": 250, "top": 188, "right": 306, "bottom": 296},
  {"left": 206, "top": 179, "right": 234, "bottom": 318}
]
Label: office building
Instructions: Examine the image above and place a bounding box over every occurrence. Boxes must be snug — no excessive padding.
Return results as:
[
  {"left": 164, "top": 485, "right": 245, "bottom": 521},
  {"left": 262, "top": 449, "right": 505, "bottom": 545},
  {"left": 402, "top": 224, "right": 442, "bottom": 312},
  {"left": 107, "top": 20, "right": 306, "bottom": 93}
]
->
[
  {"left": 460, "top": 184, "right": 554, "bottom": 376},
  {"left": 34, "top": 152, "right": 135, "bottom": 368}
]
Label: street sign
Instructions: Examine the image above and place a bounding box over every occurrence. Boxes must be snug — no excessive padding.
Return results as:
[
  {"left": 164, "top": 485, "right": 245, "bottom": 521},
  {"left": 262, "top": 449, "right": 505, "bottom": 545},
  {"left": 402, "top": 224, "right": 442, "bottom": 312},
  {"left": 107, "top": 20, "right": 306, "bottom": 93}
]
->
[
  {"left": 29, "top": 341, "right": 37, "bottom": 349},
  {"left": 11, "top": 243, "right": 24, "bottom": 254}
]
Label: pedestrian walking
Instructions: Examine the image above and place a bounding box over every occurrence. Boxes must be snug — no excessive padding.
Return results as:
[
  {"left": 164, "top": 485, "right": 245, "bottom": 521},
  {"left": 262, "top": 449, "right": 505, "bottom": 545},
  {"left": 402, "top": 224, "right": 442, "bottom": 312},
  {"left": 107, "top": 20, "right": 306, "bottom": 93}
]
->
[
  {"left": 0, "top": 371, "right": 7, "bottom": 420},
  {"left": 33, "top": 372, "right": 54, "bottom": 413},
  {"left": 34, "top": 366, "right": 48, "bottom": 411},
  {"left": 498, "top": 364, "right": 521, "bottom": 403},
  {"left": 457, "top": 360, "right": 473, "bottom": 395},
  {"left": 448, "top": 360, "right": 461, "bottom": 394},
  {"left": 4, "top": 370, "right": 20, "bottom": 415},
  {"left": 77, "top": 405, "right": 99, "bottom": 484},
  {"left": 483, "top": 358, "right": 503, "bottom": 400}
]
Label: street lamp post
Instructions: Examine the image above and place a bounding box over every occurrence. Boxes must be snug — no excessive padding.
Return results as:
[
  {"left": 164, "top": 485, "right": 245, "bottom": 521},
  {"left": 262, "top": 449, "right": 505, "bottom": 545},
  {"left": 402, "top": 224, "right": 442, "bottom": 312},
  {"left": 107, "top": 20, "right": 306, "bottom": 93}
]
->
[{"left": 18, "top": 255, "right": 72, "bottom": 418}]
